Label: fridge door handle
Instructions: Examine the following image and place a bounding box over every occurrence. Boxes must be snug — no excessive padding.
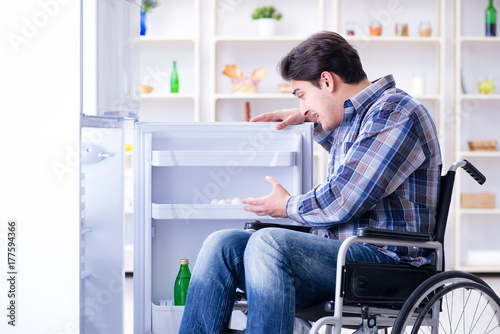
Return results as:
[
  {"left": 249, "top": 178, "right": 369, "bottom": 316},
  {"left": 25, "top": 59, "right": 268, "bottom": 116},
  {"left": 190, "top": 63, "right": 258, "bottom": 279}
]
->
[{"left": 81, "top": 142, "right": 115, "bottom": 165}]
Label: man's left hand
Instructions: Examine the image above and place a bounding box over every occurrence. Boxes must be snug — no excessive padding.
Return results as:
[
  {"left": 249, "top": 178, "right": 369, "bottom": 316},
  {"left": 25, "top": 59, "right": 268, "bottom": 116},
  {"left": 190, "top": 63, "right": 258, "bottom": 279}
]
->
[{"left": 243, "top": 176, "right": 290, "bottom": 218}]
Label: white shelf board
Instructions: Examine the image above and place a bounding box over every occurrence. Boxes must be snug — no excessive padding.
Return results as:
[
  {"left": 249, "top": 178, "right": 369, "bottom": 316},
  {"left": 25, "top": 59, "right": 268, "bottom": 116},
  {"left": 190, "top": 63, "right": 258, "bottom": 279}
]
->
[
  {"left": 459, "top": 208, "right": 500, "bottom": 215},
  {"left": 345, "top": 36, "right": 442, "bottom": 44},
  {"left": 215, "top": 93, "right": 295, "bottom": 100},
  {"left": 151, "top": 150, "right": 297, "bottom": 167},
  {"left": 456, "top": 265, "right": 500, "bottom": 273},
  {"left": 215, "top": 93, "right": 439, "bottom": 101},
  {"left": 214, "top": 35, "right": 308, "bottom": 43},
  {"left": 460, "top": 36, "right": 500, "bottom": 44},
  {"left": 151, "top": 203, "right": 271, "bottom": 220},
  {"left": 140, "top": 36, "right": 195, "bottom": 43},
  {"left": 459, "top": 151, "right": 500, "bottom": 158},
  {"left": 140, "top": 93, "right": 196, "bottom": 100},
  {"left": 458, "top": 94, "right": 500, "bottom": 100}
]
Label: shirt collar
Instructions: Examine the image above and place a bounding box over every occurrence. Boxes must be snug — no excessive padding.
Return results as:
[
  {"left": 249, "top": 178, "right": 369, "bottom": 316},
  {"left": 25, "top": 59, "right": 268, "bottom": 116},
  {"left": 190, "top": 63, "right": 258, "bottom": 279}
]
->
[{"left": 343, "top": 74, "right": 397, "bottom": 118}]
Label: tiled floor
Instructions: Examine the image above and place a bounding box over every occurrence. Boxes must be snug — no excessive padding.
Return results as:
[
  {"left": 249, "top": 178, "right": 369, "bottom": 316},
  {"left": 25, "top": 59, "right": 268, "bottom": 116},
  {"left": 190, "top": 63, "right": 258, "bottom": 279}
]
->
[{"left": 123, "top": 274, "right": 500, "bottom": 333}]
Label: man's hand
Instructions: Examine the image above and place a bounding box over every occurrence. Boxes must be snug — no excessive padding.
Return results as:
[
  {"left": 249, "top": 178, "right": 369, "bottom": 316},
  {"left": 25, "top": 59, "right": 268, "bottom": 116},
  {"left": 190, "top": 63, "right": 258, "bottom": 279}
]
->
[
  {"left": 242, "top": 176, "right": 291, "bottom": 218},
  {"left": 250, "top": 108, "right": 308, "bottom": 130}
]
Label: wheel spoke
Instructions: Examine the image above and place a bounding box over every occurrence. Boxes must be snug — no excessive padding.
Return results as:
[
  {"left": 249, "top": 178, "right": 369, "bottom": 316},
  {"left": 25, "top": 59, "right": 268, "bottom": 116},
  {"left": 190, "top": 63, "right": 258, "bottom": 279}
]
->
[{"left": 392, "top": 273, "right": 500, "bottom": 334}]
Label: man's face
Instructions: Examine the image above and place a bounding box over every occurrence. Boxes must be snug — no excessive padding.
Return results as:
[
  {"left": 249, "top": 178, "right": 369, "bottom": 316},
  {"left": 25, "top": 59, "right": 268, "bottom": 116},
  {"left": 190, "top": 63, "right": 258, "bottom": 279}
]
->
[{"left": 290, "top": 78, "right": 344, "bottom": 131}]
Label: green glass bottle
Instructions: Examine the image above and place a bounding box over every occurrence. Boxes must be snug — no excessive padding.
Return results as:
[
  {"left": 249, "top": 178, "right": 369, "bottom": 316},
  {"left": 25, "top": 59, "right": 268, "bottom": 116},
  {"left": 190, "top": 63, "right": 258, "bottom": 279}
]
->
[
  {"left": 174, "top": 259, "right": 191, "bottom": 306},
  {"left": 170, "top": 61, "right": 179, "bottom": 93},
  {"left": 486, "top": 0, "right": 497, "bottom": 36}
]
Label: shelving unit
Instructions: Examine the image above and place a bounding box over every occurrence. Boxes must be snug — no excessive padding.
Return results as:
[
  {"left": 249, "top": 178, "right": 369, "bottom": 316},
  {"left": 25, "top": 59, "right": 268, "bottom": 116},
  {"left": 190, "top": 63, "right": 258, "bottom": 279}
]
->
[
  {"left": 454, "top": 0, "right": 500, "bottom": 272},
  {"left": 333, "top": 0, "right": 447, "bottom": 164},
  {"left": 139, "top": 0, "right": 200, "bottom": 122},
  {"left": 210, "top": 0, "right": 325, "bottom": 123}
]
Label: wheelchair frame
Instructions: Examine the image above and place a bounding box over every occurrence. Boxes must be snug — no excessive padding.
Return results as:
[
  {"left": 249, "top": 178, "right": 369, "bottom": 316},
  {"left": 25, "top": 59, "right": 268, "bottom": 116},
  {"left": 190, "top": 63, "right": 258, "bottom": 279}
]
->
[{"left": 242, "top": 160, "right": 500, "bottom": 334}]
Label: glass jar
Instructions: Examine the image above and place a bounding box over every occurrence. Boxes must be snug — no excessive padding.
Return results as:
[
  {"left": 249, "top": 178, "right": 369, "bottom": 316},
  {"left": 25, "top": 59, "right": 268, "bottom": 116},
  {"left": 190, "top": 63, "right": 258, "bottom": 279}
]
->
[
  {"left": 395, "top": 23, "right": 409, "bottom": 36},
  {"left": 346, "top": 21, "right": 356, "bottom": 36},
  {"left": 419, "top": 21, "right": 432, "bottom": 37},
  {"left": 369, "top": 21, "right": 382, "bottom": 36}
]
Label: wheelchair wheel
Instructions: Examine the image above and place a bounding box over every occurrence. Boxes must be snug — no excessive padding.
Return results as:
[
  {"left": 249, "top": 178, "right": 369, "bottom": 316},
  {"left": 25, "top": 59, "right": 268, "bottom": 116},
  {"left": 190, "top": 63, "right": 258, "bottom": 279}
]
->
[{"left": 392, "top": 271, "right": 500, "bottom": 333}]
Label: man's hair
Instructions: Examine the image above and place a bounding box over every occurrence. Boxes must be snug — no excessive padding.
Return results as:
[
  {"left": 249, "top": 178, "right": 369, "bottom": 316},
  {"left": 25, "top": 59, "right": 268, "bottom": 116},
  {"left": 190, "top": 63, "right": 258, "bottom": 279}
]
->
[{"left": 279, "top": 31, "right": 367, "bottom": 87}]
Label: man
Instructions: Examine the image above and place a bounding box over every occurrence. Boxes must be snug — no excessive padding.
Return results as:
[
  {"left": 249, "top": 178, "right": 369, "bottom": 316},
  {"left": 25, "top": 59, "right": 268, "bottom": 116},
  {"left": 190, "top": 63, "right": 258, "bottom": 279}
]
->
[{"left": 179, "top": 31, "right": 442, "bottom": 334}]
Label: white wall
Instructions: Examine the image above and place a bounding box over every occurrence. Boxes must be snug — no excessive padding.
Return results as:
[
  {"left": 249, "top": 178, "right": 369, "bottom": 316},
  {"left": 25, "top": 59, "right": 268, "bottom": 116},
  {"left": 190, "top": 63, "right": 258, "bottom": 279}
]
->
[{"left": 0, "top": 1, "right": 80, "bottom": 333}]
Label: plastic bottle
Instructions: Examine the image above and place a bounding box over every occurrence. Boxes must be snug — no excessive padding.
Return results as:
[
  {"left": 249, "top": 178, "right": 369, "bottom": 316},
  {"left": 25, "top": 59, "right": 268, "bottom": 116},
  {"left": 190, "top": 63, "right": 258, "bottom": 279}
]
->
[
  {"left": 486, "top": 0, "right": 497, "bottom": 37},
  {"left": 170, "top": 61, "right": 179, "bottom": 93},
  {"left": 174, "top": 259, "right": 191, "bottom": 306}
]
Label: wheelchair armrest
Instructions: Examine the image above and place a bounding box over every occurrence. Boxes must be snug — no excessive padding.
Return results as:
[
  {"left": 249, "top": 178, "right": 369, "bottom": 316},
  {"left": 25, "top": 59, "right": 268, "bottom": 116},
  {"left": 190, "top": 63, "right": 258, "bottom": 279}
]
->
[
  {"left": 244, "top": 220, "right": 312, "bottom": 233},
  {"left": 356, "top": 227, "right": 432, "bottom": 242}
]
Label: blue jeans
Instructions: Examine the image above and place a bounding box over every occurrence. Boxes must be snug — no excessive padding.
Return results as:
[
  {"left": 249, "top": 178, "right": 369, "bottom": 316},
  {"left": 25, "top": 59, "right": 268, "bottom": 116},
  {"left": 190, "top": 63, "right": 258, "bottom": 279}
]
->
[{"left": 178, "top": 228, "right": 398, "bottom": 334}]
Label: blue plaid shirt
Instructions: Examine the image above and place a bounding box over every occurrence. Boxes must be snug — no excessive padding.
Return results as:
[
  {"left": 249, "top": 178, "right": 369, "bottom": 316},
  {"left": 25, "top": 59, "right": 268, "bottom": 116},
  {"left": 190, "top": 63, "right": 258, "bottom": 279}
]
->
[{"left": 286, "top": 75, "right": 442, "bottom": 266}]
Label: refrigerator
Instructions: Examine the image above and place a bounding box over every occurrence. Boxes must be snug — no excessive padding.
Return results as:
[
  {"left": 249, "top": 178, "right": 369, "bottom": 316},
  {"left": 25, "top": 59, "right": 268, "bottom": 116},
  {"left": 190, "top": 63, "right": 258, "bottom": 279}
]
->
[{"left": 80, "top": 1, "right": 314, "bottom": 333}]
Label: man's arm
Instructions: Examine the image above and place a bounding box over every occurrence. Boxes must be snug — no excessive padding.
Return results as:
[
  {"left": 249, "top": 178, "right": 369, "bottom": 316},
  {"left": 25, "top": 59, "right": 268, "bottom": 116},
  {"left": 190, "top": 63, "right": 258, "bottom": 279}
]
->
[{"left": 287, "top": 109, "right": 426, "bottom": 227}]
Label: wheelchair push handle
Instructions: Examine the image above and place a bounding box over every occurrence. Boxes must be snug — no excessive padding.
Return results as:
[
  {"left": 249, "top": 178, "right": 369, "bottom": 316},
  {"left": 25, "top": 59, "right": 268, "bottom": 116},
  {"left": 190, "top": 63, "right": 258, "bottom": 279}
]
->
[{"left": 461, "top": 159, "right": 486, "bottom": 185}]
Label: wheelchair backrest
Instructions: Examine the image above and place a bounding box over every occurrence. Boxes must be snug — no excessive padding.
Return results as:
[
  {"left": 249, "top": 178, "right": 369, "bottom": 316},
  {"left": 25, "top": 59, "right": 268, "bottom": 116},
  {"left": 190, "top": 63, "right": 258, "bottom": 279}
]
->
[{"left": 433, "top": 160, "right": 486, "bottom": 244}]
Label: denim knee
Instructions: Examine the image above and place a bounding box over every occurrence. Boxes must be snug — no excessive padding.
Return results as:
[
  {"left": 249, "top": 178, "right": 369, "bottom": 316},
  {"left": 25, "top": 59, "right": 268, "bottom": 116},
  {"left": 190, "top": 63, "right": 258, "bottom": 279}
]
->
[{"left": 244, "top": 228, "right": 290, "bottom": 264}]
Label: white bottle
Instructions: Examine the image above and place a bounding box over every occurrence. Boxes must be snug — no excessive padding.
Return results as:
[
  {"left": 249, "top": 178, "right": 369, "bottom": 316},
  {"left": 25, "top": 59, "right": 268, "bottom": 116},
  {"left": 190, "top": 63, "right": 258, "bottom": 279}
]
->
[{"left": 412, "top": 73, "right": 425, "bottom": 96}]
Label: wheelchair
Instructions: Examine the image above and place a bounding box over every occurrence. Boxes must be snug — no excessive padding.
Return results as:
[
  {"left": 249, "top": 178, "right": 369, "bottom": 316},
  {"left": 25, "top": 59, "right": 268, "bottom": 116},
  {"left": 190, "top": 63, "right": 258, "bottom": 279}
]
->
[{"left": 240, "top": 160, "right": 500, "bottom": 334}]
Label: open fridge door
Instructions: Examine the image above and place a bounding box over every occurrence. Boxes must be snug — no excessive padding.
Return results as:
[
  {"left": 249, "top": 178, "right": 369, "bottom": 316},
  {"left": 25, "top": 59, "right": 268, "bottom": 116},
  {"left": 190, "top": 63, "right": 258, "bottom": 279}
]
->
[
  {"left": 80, "top": 0, "right": 140, "bottom": 332},
  {"left": 134, "top": 122, "right": 313, "bottom": 333}
]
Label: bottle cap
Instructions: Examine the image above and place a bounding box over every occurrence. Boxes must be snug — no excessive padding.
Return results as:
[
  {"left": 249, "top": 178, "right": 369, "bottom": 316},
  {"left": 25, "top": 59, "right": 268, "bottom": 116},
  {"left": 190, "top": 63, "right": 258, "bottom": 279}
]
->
[{"left": 180, "top": 259, "right": 189, "bottom": 265}]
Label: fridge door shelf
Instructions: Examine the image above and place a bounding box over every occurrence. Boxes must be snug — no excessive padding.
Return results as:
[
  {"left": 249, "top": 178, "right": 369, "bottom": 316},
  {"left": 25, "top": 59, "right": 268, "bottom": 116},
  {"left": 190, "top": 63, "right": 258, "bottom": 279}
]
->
[
  {"left": 152, "top": 203, "right": 273, "bottom": 220},
  {"left": 152, "top": 150, "right": 297, "bottom": 167},
  {"left": 151, "top": 302, "right": 247, "bottom": 334},
  {"left": 152, "top": 303, "right": 184, "bottom": 334}
]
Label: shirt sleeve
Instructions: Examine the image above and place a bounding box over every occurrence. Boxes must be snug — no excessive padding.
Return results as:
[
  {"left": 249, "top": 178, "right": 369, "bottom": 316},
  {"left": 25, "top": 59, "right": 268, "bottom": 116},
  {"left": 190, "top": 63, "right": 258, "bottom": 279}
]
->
[{"left": 287, "top": 103, "right": 427, "bottom": 227}]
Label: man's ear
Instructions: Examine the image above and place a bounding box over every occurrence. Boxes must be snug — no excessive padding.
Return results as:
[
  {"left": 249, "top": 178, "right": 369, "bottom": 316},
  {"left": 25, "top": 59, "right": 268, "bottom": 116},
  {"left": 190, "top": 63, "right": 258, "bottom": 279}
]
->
[{"left": 320, "top": 71, "right": 335, "bottom": 92}]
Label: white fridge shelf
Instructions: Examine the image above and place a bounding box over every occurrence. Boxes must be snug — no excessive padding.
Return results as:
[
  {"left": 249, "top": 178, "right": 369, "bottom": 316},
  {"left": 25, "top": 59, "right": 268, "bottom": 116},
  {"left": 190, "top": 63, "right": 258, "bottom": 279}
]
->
[
  {"left": 152, "top": 203, "right": 271, "bottom": 220},
  {"left": 152, "top": 150, "right": 297, "bottom": 167}
]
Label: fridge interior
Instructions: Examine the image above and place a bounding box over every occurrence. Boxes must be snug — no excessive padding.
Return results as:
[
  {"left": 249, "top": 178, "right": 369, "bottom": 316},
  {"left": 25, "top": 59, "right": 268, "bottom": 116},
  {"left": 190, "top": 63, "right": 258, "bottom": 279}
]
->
[{"left": 134, "top": 122, "right": 313, "bottom": 333}]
